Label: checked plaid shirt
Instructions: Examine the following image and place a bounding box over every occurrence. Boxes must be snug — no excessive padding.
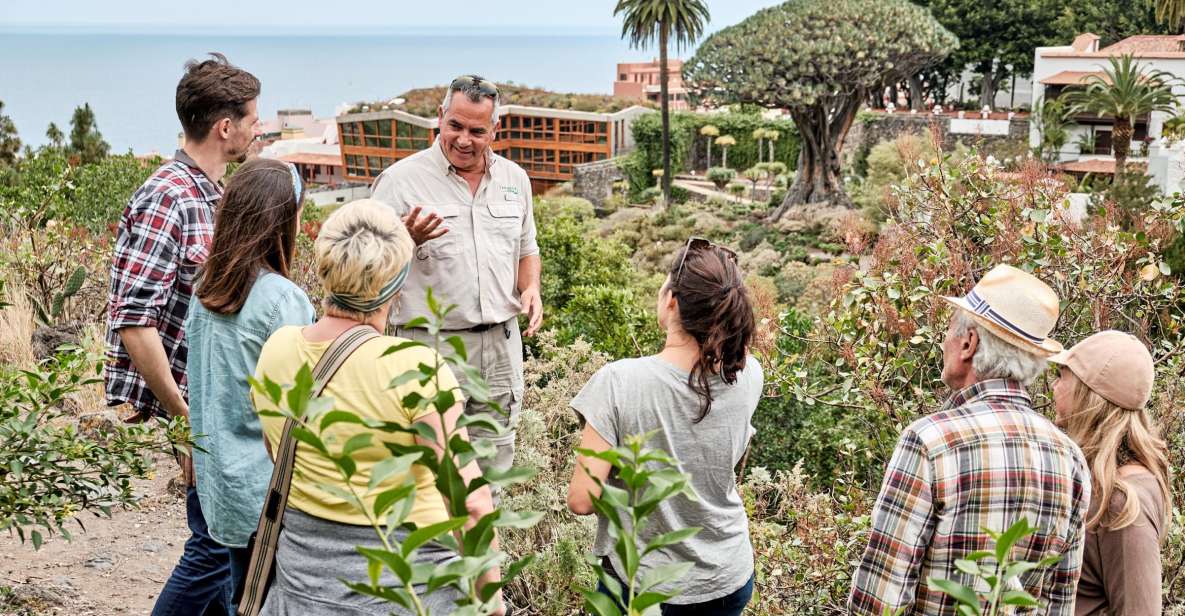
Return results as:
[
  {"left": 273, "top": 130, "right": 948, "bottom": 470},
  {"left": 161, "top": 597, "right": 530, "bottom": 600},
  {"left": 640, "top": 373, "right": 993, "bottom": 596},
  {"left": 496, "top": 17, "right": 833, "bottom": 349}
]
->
[
  {"left": 849, "top": 379, "right": 1090, "bottom": 616},
  {"left": 104, "top": 150, "right": 221, "bottom": 418}
]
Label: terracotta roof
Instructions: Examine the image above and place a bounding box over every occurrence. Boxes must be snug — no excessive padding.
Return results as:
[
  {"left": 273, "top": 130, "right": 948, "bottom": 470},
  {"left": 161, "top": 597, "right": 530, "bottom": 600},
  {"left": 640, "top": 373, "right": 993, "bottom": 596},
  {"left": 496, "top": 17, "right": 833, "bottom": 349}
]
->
[
  {"left": 1100, "top": 35, "right": 1185, "bottom": 55},
  {"left": 1057, "top": 159, "right": 1147, "bottom": 175},
  {"left": 1039, "top": 70, "right": 1107, "bottom": 85},
  {"left": 278, "top": 152, "right": 342, "bottom": 167}
]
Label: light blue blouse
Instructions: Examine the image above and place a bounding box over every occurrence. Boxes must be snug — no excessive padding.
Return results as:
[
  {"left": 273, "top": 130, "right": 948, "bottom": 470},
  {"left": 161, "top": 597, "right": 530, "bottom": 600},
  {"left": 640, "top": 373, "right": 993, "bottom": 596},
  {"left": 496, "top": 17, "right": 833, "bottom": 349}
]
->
[{"left": 185, "top": 271, "right": 316, "bottom": 547}]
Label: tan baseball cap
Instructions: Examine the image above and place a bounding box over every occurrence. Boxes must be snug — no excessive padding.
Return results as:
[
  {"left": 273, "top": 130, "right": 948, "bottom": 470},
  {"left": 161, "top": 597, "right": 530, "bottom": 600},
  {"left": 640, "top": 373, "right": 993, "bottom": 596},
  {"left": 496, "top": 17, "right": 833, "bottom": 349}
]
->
[{"left": 1048, "top": 330, "right": 1154, "bottom": 410}]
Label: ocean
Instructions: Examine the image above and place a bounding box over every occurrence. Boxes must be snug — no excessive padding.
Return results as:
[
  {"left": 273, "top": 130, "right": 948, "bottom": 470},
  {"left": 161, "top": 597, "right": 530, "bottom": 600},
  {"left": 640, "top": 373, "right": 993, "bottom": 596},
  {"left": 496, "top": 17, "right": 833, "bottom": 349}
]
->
[{"left": 0, "top": 31, "right": 654, "bottom": 155}]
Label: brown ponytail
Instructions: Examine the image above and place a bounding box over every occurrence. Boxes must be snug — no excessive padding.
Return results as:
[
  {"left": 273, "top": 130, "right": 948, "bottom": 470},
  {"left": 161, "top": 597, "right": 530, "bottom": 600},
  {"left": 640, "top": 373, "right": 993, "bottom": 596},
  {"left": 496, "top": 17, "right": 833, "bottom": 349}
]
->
[{"left": 668, "top": 244, "right": 756, "bottom": 421}]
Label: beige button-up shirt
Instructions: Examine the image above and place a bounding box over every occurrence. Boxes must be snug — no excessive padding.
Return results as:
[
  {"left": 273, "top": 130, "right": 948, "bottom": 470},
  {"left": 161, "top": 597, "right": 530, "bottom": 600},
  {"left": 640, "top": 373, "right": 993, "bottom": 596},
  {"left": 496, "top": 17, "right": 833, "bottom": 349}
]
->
[{"left": 371, "top": 142, "right": 539, "bottom": 330}]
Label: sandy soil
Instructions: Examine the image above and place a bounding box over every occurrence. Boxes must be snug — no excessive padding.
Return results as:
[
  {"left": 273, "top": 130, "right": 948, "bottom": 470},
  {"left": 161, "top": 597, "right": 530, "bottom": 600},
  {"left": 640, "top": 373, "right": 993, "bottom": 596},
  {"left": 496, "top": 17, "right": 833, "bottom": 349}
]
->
[{"left": 1, "top": 454, "right": 191, "bottom": 616}]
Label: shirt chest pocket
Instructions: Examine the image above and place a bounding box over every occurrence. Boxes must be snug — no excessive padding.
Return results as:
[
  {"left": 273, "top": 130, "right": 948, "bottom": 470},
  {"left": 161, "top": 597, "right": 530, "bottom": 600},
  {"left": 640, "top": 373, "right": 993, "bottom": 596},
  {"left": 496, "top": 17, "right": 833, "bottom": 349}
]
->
[
  {"left": 419, "top": 204, "right": 464, "bottom": 259},
  {"left": 484, "top": 200, "right": 522, "bottom": 253}
]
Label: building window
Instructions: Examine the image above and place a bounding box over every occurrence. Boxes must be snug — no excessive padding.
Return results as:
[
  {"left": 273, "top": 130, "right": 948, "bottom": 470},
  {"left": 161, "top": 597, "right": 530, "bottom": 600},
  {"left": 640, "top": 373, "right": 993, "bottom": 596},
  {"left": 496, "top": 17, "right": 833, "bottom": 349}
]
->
[
  {"left": 340, "top": 122, "right": 360, "bottom": 146},
  {"left": 363, "top": 120, "right": 393, "bottom": 148},
  {"left": 345, "top": 154, "right": 365, "bottom": 177}
]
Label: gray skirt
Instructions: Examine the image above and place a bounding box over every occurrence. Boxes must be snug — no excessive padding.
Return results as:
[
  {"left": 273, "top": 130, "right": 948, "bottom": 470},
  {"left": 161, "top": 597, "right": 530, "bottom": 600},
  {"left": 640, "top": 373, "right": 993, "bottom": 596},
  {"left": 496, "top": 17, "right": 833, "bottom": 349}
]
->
[{"left": 260, "top": 508, "right": 463, "bottom": 616}]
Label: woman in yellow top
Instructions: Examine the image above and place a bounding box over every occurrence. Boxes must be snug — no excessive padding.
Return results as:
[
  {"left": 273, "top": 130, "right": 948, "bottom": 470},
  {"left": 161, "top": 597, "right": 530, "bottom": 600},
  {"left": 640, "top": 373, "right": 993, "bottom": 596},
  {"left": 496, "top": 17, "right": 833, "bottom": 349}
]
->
[{"left": 252, "top": 199, "right": 501, "bottom": 615}]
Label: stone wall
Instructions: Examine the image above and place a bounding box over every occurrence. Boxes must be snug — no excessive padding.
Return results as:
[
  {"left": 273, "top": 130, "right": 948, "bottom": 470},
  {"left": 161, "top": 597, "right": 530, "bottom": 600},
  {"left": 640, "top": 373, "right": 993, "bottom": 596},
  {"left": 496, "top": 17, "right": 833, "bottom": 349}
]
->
[
  {"left": 842, "top": 113, "right": 1030, "bottom": 168},
  {"left": 572, "top": 158, "right": 624, "bottom": 209}
]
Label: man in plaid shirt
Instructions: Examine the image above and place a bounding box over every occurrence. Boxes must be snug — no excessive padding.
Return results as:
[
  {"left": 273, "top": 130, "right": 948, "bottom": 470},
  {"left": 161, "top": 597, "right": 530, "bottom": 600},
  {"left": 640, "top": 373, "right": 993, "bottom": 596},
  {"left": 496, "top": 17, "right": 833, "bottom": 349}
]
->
[
  {"left": 105, "top": 53, "right": 260, "bottom": 616},
  {"left": 850, "top": 265, "right": 1091, "bottom": 615}
]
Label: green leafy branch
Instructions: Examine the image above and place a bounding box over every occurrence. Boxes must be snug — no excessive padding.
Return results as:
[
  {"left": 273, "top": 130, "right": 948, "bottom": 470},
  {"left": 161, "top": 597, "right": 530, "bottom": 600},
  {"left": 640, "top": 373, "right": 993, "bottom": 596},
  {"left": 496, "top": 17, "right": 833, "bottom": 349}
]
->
[
  {"left": 250, "top": 288, "right": 541, "bottom": 615},
  {"left": 927, "top": 517, "right": 1062, "bottom": 616},
  {"left": 578, "top": 431, "right": 700, "bottom": 616}
]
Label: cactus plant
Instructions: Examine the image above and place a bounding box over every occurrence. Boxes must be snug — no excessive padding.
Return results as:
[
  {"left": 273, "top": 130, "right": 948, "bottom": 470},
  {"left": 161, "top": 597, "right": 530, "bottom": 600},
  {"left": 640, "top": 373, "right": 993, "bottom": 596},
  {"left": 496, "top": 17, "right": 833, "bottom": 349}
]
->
[{"left": 31, "top": 265, "right": 86, "bottom": 325}]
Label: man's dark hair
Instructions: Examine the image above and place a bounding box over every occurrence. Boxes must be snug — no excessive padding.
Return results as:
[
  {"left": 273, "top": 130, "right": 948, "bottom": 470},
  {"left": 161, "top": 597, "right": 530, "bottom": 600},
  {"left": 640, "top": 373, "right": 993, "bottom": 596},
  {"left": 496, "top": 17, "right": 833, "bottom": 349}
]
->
[{"left": 176, "top": 52, "right": 261, "bottom": 142}]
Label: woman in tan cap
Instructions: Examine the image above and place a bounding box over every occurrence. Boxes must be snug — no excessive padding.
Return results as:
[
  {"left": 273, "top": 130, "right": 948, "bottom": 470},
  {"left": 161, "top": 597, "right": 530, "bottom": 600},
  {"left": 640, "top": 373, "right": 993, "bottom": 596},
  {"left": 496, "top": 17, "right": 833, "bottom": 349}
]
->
[{"left": 1050, "top": 330, "right": 1172, "bottom": 616}]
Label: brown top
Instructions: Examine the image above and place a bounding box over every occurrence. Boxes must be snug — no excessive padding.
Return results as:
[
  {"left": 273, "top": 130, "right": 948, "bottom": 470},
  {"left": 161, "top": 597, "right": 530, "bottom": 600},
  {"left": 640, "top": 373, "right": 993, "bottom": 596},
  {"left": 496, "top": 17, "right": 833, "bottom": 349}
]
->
[{"left": 1076, "top": 472, "right": 1166, "bottom": 616}]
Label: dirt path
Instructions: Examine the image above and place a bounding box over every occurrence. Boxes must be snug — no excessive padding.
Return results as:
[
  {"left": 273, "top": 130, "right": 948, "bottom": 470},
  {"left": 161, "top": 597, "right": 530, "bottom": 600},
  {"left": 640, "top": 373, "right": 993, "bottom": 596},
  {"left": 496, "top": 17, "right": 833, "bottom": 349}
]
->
[{"left": 2, "top": 454, "right": 191, "bottom": 615}]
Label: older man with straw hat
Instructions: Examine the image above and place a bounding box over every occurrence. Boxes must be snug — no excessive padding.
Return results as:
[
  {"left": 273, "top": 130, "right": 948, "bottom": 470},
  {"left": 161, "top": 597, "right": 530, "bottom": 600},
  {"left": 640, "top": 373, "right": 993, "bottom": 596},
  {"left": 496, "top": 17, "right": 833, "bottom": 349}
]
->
[{"left": 850, "top": 264, "right": 1091, "bottom": 616}]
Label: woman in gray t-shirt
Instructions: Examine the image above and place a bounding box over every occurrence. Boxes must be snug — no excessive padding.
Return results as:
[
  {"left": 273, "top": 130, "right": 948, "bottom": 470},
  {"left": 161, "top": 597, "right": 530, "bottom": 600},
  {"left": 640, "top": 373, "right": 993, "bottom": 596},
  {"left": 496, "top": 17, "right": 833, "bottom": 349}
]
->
[{"left": 567, "top": 237, "right": 763, "bottom": 615}]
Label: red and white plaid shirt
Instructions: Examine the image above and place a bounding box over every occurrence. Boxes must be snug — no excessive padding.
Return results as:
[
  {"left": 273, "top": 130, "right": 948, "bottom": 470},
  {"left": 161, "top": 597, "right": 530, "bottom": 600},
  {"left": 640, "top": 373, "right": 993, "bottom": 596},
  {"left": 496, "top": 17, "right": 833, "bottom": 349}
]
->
[
  {"left": 104, "top": 150, "right": 221, "bottom": 417},
  {"left": 849, "top": 379, "right": 1091, "bottom": 616}
]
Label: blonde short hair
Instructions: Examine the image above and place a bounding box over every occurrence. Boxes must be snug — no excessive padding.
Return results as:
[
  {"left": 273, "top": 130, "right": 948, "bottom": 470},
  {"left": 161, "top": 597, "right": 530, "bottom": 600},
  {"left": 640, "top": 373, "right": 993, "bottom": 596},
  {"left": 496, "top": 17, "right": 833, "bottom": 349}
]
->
[{"left": 314, "top": 199, "right": 414, "bottom": 320}]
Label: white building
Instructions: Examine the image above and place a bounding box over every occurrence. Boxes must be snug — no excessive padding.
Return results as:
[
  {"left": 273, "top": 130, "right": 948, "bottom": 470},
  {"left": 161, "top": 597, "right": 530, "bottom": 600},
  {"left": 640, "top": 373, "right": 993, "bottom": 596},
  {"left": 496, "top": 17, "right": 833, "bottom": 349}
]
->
[{"left": 1030, "top": 33, "right": 1185, "bottom": 176}]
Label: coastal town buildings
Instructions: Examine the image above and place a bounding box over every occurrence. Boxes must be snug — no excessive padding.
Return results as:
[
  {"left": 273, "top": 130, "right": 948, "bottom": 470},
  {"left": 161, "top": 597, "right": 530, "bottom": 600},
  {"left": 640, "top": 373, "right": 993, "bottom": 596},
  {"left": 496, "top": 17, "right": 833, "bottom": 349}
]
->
[
  {"left": 612, "top": 59, "right": 689, "bottom": 111},
  {"left": 1030, "top": 33, "right": 1185, "bottom": 174}
]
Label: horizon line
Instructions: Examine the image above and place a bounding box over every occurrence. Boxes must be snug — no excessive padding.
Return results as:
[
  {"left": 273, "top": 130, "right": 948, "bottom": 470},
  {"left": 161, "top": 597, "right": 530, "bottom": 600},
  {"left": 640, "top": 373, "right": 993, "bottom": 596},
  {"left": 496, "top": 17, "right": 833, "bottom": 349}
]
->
[{"left": 0, "top": 23, "right": 627, "bottom": 37}]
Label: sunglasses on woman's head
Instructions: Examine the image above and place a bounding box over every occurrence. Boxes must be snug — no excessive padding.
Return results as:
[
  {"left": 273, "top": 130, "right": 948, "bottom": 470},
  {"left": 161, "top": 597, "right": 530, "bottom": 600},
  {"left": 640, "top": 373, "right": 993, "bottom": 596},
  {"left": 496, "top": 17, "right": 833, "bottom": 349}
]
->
[
  {"left": 450, "top": 75, "right": 499, "bottom": 98},
  {"left": 675, "top": 236, "right": 738, "bottom": 286}
]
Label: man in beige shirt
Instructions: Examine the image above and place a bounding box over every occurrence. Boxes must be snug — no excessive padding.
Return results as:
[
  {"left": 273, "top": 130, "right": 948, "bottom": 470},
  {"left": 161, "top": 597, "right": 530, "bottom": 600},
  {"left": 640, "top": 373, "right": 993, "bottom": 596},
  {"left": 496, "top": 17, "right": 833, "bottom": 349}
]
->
[{"left": 371, "top": 74, "right": 543, "bottom": 478}]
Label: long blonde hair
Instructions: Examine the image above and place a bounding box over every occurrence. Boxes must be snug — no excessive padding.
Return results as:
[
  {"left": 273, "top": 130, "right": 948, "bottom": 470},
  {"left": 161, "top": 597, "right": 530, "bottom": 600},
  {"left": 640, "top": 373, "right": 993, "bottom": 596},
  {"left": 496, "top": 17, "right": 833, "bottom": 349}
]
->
[{"left": 1059, "top": 372, "right": 1172, "bottom": 531}]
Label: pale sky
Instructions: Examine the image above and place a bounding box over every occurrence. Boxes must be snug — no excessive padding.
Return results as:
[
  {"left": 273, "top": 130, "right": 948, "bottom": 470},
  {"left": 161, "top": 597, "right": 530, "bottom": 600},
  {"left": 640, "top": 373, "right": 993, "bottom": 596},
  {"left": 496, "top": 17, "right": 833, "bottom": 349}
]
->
[{"left": 1, "top": 0, "right": 778, "bottom": 34}]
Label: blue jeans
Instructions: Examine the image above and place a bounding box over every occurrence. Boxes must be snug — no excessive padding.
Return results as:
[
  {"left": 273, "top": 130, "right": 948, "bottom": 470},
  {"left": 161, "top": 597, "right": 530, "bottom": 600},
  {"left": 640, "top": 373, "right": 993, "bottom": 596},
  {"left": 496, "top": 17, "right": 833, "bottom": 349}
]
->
[
  {"left": 151, "top": 487, "right": 235, "bottom": 616},
  {"left": 596, "top": 572, "right": 755, "bottom": 616}
]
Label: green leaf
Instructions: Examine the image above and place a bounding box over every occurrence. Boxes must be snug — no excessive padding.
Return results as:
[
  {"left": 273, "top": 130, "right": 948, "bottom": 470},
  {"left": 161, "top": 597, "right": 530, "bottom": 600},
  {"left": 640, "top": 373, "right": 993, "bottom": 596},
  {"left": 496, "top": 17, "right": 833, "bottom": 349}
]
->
[
  {"left": 581, "top": 589, "right": 624, "bottom": 616},
  {"left": 31, "top": 530, "right": 43, "bottom": 550},
  {"left": 380, "top": 340, "right": 428, "bottom": 357},
  {"left": 642, "top": 527, "right": 700, "bottom": 556},
  {"left": 373, "top": 484, "right": 416, "bottom": 517},
  {"left": 319, "top": 410, "right": 365, "bottom": 432},
  {"left": 481, "top": 464, "right": 537, "bottom": 487},
  {"left": 340, "top": 432, "right": 373, "bottom": 457},
  {"left": 400, "top": 517, "right": 468, "bottom": 558},
  {"left": 356, "top": 546, "right": 412, "bottom": 582},
  {"left": 926, "top": 577, "right": 980, "bottom": 611},
  {"left": 1000, "top": 589, "right": 1039, "bottom": 608},
  {"left": 995, "top": 518, "right": 1034, "bottom": 562},
  {"left": 954, "top": 559, "right": 980, "bottom": 577},
  {"left": 290, "top": 425, "right": 329, "bottom": 456},
  {"left": 368, "top": 453, "right": 421, "bottom": 491},
  {"left": 491, "top": 510, "right": 544, "bottom": 529}
]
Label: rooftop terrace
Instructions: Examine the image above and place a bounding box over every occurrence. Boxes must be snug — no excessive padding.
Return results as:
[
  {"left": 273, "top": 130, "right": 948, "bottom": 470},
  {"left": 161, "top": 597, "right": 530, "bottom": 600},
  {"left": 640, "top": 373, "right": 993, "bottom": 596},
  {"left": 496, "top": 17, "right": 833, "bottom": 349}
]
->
[{"left": 345, "top": 83, "right": 654, "bottom": 117}]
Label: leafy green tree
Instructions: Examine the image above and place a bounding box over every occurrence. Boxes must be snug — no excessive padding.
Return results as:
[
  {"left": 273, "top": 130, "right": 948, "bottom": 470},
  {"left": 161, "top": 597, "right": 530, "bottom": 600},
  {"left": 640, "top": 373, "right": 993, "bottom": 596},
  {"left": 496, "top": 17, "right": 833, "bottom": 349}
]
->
[
  {"left": 1062, "top": 54, "right": 1179, "bottom": 170},
  {"left": 0, "top": 101, "right": 20, "bottom": 168},
  {"left": 614, "top": 0, "right": 710, "bottom": 205},
  {"left": 922, "top": 0, "right": 1063, "bottom": 108},
  {"left": 45, "top": 123, "right": 64, "bottom": 150},
  {"left": 1152, "top": 0, "right": 1185, "bottom": 31},
  {"left": 765, "top": 129, "right": 780, "bottom": 164},
  {"left": 699, "top": 124, "right": 718, "bottom": 168},
  {"left": 68, "top": 103, "right": 109, "bottom": 165},
  {"left": 684, "top": 0, "right": 956, "bottom": 217},
  {"left": 752, "top": 127, "right": 767, "bottom": 163},
  {"left": 1056, "top": 0, "right": 1171, "bottom": 46}
]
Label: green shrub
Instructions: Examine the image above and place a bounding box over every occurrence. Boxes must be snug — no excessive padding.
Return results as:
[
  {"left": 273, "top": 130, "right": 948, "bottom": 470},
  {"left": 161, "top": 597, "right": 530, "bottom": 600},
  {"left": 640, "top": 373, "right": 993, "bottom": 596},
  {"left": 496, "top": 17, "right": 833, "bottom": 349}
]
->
[
  {"left": 707, "top": 167, "right": 736, "bottom": 189},
  {"left": 1, "top": 348, "right": 190, "bottom": 548}
]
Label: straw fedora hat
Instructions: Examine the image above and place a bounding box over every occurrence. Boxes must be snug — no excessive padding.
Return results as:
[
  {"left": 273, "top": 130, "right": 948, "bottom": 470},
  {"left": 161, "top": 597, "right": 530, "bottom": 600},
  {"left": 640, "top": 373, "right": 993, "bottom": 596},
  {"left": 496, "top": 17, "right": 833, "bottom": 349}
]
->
[{"left": 940, "top": 264, "right": 1063, "bottom": 356}]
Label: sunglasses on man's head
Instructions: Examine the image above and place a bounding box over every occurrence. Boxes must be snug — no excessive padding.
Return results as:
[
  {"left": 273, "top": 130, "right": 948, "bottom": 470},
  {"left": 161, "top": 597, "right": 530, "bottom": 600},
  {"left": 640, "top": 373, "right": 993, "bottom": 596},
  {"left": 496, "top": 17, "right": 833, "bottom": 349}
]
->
[
  {"left": 450, "top": 75, "right": 499, "bottom": 98},
  {"left": 675, "top": 236, "right": 738, "bottom": 286}
]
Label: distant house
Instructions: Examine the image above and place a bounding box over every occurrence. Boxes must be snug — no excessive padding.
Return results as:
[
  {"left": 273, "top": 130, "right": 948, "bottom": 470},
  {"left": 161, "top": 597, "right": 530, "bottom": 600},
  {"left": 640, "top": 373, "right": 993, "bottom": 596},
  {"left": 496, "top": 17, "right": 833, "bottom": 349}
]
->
[
  {"left": 336, "top": 94, "right": 649, "bottom": 195},
  {"left": 613, "top": 59, "right": 689, "bottom": 111},
  {"left": 259, "top": 109, "right": 344, "bottom": 187},
  {"left": 1031, "top": 33, "right": 1185, "bottom": 175}
]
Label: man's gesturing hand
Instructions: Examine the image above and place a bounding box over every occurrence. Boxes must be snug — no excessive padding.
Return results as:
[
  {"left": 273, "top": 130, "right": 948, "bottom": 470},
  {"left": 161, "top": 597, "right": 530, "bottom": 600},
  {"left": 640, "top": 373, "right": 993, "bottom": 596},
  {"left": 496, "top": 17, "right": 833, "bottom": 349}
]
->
[{"left": 402, "top": 205, "right": 448, "bottom": 246}]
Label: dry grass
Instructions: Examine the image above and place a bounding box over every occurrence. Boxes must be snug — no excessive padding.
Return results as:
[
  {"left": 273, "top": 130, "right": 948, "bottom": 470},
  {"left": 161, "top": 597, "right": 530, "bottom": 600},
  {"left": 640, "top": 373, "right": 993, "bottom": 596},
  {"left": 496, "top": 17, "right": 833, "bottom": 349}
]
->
[{"left": 0, "top": 282, "right": 36, "bottom": 369}]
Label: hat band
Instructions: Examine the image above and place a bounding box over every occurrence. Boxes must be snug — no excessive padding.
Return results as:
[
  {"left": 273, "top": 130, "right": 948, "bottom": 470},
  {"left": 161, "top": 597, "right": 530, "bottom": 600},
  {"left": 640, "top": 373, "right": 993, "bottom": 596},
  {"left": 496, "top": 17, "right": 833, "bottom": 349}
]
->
[{"left": 965, "top": 289, "right": 1047, "bottom": 345}]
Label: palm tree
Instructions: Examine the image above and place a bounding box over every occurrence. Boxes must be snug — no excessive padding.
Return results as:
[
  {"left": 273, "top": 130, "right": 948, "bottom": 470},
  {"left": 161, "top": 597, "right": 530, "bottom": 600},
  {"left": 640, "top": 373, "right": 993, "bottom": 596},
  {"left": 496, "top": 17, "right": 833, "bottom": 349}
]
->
[
  {"left": 716, "top": 135, "right": 736, "bottom": 169},
  {"left": 1151, "top": 0, "right": 1185, "bottom": 31},
  {"left": 1062, "top": 54, "right": 1179, "bottom": 172},
  {"left": 700, "top": 124, "right": 719, "bottom": 169},
  {"left": 752, "top": 127, "right": 767, "bottom": 163},
  {"left": 615, "top": 0, "right": 710, "bottom": 204}
]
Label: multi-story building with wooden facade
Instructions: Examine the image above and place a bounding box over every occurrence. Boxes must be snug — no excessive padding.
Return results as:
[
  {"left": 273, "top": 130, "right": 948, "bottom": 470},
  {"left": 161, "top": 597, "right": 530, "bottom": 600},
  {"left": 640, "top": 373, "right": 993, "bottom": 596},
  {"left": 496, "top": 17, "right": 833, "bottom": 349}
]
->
[{"left": 336, "top": 104, "right": 649, "bottom": 194}]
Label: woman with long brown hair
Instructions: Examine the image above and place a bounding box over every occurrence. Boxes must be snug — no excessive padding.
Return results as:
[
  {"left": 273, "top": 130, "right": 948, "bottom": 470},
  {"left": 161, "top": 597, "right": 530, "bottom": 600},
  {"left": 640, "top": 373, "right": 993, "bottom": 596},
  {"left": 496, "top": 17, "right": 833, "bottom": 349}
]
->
[
  {"left": 566, "top": 237, "right": 762, "bottom": 615},
  {"left": 181, "top": 157, "right": 315, "bottom": 607},
  {"left": 1050, "top": 330, "right": 1172, "bottom": 615}
]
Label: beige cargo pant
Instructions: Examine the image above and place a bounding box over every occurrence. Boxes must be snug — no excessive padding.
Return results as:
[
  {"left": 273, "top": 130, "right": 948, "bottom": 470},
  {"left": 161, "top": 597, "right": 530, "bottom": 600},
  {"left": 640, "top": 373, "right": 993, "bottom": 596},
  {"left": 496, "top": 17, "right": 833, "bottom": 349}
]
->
[{"left": 395, "top": 318, "right": 523, "bottom": 497}]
